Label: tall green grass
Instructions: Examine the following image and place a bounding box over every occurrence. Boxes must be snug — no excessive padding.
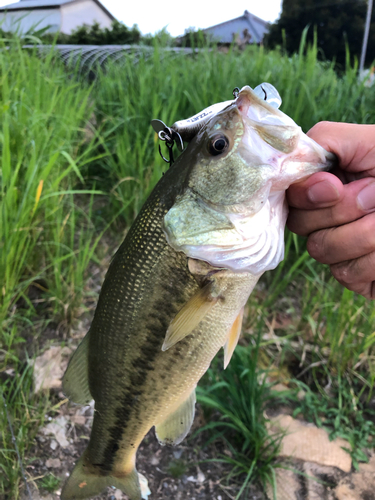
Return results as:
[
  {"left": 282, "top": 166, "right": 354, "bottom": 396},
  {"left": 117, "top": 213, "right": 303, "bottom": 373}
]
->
[{"left": 0, "top": 42, "right": 107, "bottom": 347}]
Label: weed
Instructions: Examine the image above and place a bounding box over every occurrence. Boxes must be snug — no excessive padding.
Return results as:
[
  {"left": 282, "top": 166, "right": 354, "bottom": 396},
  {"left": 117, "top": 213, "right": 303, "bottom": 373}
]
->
[
  {"left": 167, "top": 459, "right": 188, "bottom": 478},
  {"left": 0, "top": 359, "right": 49, "bottom": 499},
  {"left": 197, "top": 334, "right": 282, "bottom": 499},
  {"left": 39, "top": 473, "right": 61, "bottom": 493}
]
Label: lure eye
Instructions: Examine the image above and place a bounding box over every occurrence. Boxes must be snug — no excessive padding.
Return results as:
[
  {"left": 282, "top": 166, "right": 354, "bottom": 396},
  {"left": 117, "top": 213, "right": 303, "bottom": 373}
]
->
[{"left": 208, "top": 134, "right": 229, "bottom": 156}]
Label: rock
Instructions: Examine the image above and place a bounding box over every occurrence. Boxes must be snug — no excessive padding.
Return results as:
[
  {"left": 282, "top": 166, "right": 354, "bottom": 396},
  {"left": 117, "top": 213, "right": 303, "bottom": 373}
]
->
[
  {"left": 32, "top": 346, "right": 72, "bottom": 392},
  {"left": 334, "top": 484, "right": 359, "bottom": 500},
  {"left": 268, "top": 414, "right": 352, "bottom": 472},
  {"left": 303, "top": 462, "right": 342, "bottom": 500},
  {"left": 358, "top": 454, "right": 375, "bottom": 473},
  {"left": 173, "top": 449, "right": 183, "bottom": 459},
  {"left": 70, "top": 415, "right": 86, "bottom": 425},
  {"left": 114, "top": 489, "right": 123, "bottom": 499},
  {"left": 265, "top": 467, "right": 301, "bottom": 500},
  {"left": 41, "top": 416, "right": 70, "bottom": 448},
  {"left": 196, "top": 467, "right": 205, "bottom": 484},
  {"left": 45, "top": 458, "right": 61, "bottom": 468},
  {"left": 334, "top": 455, "right": 375, "bottom": 500}
]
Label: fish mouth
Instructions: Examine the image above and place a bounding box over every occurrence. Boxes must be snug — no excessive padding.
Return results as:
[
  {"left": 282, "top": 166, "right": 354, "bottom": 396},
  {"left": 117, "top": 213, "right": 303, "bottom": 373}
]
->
[
  {"left": 235, "top": 85, "right": 337, "bottom": 180},
  {"left": 235, "top": 85, "right": 288, "bottom": 121}
]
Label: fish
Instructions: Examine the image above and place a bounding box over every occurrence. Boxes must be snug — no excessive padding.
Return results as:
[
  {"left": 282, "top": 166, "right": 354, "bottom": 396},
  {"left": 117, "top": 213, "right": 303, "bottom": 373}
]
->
[{"left": 61, "top": 84, "right": 336, "bottom": 500}]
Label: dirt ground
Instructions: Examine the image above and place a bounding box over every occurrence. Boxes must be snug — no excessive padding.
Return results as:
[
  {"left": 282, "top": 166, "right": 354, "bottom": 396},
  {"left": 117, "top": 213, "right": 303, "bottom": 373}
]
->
[{"left": 26, "top": 395, "right": 264, "bottom": 500}]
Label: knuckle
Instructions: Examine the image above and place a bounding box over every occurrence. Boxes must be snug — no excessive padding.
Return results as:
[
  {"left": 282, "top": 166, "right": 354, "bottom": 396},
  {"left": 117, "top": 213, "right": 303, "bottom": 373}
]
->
[
  {"left": 330, "top": 262, "right": 351, "bottom": 284},
  {"left": 362, "top": 214, "right": 375, "bottom": 250},
  {"left": 286, "top": 212, "right": 310, "bottom": 236},
  {"left": 306, "top": 230, "right": 328, "bottom": 262}
]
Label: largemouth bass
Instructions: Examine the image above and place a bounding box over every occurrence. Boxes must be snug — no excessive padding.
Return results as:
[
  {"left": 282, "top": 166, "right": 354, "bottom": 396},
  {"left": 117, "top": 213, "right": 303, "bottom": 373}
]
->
[{"left": 61, "top": 84, "right": 335, "bottom": 500}]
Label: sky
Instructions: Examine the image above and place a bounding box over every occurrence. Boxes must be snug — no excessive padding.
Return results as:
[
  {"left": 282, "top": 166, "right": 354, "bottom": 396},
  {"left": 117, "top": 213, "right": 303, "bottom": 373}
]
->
[{"left": 0, "top": 0, "right": 283, "bottom": 36}]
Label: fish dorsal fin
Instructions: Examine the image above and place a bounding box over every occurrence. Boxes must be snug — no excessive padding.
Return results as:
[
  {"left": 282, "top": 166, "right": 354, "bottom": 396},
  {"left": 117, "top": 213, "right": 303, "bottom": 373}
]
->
[
  {"left": 155, "top": 389, "right": 196, "bottom": 446},
  {"left": 223, "top": 307, "right": 244, "bottom": 369},
  {"left": 162, "top": 282, "right": 218, "bottom": 352},
  {"left": 62, "top": 332, "right": 92, "bottom": 405}
]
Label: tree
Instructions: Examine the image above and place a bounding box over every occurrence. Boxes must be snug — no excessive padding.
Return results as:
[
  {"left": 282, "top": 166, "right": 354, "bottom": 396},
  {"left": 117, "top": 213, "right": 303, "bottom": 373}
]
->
[
  {"left": 57, "top": 20, "right": 142, "bottom": 45},
  {"left": 265, "top": 0, "right": 375, "bottom": 67}
]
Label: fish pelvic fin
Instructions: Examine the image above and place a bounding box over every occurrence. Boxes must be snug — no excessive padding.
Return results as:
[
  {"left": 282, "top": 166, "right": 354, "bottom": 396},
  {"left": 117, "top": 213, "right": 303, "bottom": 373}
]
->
[
  {"left": 162, "top": 281, "right": 219, "bottom": 351},
  {"left": 61, "top": 454, "right": 150, "bottom": 500},
  {"left": 62, "top": 331, "right": 92, "bottom": 405},
  {"left": 155, "top": 389, "right": 196, "bottom": 445},
  {"left": 223, "top": 307, "right": 244, "bottom": 369}
]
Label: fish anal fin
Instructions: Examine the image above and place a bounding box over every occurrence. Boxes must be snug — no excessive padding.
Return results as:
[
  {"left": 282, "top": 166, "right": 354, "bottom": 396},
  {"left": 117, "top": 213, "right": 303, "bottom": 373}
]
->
[
  {"left": 223, "top": 307, "right": 244, "bottom": 369},
  {"left": 62, "top": 332, "right": 92, "bottom": 405},
  {"left": 155, "top": 389, "right": 196, "bottom": 446},
  {"left": 162, "top": 282, "right": 218, "bottom": 351}
]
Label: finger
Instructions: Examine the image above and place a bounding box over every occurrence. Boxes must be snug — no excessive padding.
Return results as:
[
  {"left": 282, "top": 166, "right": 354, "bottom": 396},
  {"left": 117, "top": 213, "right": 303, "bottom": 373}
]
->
[
  {"left": 287, "top": 178, "right": 375, "bottom": 236},
  {"left": 306, "top": 213, "right": 375, "bottom": 264},
  {"left": 329, "top": 252, "right": 375, "bottom": 300},
  {"left": 287, "top": 171, "right": 343, "bottom": 210},
  {"left": 307, "top": 122, "right": 375, "bottom": 175}
]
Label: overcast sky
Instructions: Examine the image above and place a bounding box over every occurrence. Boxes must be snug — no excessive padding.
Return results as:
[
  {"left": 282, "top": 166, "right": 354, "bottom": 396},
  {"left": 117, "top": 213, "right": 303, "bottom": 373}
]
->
[{"left": 0, "top": 0, "right": 283, "bottom": 36}]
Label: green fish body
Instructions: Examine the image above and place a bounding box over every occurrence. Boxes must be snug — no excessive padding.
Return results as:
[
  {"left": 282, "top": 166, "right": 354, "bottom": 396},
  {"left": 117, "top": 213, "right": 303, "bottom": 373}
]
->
[{"left": 61, "top": 85, "right": 335, "bottom": 500}]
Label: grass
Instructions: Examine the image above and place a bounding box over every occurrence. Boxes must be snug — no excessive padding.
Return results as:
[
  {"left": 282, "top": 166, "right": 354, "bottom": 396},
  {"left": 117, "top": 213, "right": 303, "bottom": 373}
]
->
[
  {"left": 1, "top": 34, "right": 375, "bottom": 498},
  {"left": 197, "top": 334, "right": 283, "bottom": 499},
  {"left": 1, "top": 362, "right": 50, "bottom": 498}
]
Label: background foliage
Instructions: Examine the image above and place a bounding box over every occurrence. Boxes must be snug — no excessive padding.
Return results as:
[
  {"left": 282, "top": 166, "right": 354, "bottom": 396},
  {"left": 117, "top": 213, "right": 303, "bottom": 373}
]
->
[{"left": 266, "top": 0, "right": 375, "bottom": 67}]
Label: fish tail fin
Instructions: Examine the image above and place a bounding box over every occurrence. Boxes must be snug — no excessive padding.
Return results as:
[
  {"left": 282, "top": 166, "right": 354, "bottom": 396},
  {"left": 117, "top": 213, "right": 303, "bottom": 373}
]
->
[{"left": 61, "top": 455, "right": 149, "bottom": 500}]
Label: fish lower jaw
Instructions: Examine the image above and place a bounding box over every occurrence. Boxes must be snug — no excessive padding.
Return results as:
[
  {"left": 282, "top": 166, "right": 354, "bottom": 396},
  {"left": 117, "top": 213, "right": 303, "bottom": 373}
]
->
[{"left": 173, "top": 192, "right": 287, "bottom": 275}]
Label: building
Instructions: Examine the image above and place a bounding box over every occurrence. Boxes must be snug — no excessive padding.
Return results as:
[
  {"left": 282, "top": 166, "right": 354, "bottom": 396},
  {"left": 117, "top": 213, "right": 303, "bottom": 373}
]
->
[
  {"left": 202, "top": 10, "right": 270, "bottom": 47},
  {"left": 0, "top": 0, "right": 115, "bottom": 34}
]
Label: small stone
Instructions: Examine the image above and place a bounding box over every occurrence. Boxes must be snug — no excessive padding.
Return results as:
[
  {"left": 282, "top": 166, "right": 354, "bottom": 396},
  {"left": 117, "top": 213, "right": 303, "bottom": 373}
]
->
[
  {"left": 197, "top": 468, "right": 205, "bottom": 484},
  {"left": 41, "top": 416, "right": 70, "bottom": 448},
  {"left": 70, "top": 415, "right": 86, "bottom": 425},
  {"left": 45, "top": 458, "right": 61, "bottom": 468},
  {"left": 114, "top": 489, "right": 123, "bottom": 500},
  {"left": 150, "top": 455, "right": 159, "bottom": 466},
  {"left": 50, "top": 440, "right": 57, "bottom": 450},
  {"left": 173, "top": 449, "right": 183, "bottom": 459},
  {"left": 32, "top": 346, "right": 72, "bottom": 393}
]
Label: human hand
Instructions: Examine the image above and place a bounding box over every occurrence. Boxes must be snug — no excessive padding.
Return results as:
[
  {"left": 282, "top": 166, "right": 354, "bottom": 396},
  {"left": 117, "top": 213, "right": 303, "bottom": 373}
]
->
[{"left": 287, "top": 122, "right": 375, "bottom": 299}]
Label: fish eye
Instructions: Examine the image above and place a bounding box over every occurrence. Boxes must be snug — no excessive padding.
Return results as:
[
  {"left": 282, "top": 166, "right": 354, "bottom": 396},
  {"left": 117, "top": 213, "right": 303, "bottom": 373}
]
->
[{"left": 208, "top": 134, "right": 229, "bottom": 156}]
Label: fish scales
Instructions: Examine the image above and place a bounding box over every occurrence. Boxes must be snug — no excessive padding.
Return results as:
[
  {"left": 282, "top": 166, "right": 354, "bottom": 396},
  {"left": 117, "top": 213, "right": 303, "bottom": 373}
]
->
[
  {"left": 86, "top": 162, "right": 199, "bottom": 469},
  {"left": 62, "top": 84, "right": 336, "bottom": 500}
]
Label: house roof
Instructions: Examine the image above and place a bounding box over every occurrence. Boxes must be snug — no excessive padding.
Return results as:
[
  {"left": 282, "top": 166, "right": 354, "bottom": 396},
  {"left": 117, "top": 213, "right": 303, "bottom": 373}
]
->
[
  {"left": 0, "top": 0, "right": 116, "bottom": 20},
  {"left": 202, "top": 10, "right": 270, "bottom": 44}
]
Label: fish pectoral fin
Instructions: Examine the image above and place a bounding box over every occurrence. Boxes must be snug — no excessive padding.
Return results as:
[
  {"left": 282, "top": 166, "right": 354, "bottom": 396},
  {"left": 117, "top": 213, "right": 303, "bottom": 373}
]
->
[
  {"left": 155, "top": 389, "right": 196, "bottom": 446},
  {"left": 162, "top": 282, "right": 219, "bottom": 351},
  {"left": 223, "top": 307, "right": 244, "bottom": 369},
  {"left": 62, "top": 332, "right": 92, "bottom": 405},
  {"left": 61, "top": 454, "right": 148, "bottom": 500}
]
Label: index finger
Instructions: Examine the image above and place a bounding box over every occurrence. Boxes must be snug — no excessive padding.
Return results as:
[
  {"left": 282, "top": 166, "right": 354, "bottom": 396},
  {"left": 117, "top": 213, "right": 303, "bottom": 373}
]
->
[{"left": 307, "top": 122, "right": 375, "bottom": 175}]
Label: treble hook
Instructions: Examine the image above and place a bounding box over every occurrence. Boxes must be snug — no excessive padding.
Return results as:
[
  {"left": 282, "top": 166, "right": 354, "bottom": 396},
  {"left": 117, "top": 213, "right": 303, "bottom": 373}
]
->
[{"left": 151, "top": 119, "right": 184, "bottom": 166}]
